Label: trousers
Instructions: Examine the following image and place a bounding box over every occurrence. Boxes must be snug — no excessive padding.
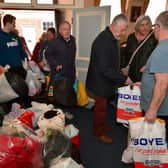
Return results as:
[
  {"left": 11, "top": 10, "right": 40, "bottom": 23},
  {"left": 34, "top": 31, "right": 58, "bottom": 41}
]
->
[{"left": 93, "top": 95, "right": 108, "bottom": 136}]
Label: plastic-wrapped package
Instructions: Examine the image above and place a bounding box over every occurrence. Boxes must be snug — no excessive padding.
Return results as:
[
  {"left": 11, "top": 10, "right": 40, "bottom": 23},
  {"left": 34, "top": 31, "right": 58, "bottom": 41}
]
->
[
  {"left": 38, "top": 109, "right": 65, "bottom": 133},
  {"left": 0, "top": 119, "right": 43, "bottom": 168},
  {"left": 43, "top": 130, "right": 72, "bottom": 168}
]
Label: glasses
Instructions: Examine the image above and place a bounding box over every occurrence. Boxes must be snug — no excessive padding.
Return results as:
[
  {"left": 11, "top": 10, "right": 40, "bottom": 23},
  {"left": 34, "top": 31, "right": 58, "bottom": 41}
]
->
[{"left": 152, "top": 24, "right": 160, "bottom": 28}]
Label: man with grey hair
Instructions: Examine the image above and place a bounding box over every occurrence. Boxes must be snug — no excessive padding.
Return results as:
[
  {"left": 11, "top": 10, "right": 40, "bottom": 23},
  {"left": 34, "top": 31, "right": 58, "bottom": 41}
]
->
[
  {"left": 86, "top": 14, "right": 133, "bottom": 143},
  {"left": 121, "top": 15, "right": 157, "bottom": 82},
  {"left": 141, "top": 11, "right": 168, "bottom": 139}
]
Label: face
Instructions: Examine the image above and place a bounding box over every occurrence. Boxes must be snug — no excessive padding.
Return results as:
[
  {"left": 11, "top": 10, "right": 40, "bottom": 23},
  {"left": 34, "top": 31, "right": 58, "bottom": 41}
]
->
[
  {"left": 47, "top": 31, "right": 55, "bottom": 40},
  {"left": 113, "top": 22, "right": 128, "bottom": 40},
  {"left": 8, "top": 19, "right": 16, "bottom": 32},
  {"left": 59, "top": 23, "right": 71, "bottom": 40},
  {"left": 153, "top": 22, "right": 160, "bottom": 40},
  {"left": 138, "top": 19, "right": 151, "bottom": 36}
]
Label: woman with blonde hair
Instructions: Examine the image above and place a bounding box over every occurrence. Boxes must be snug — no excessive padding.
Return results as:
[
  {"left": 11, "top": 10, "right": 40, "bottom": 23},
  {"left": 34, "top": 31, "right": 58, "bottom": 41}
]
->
[{"left": 31, "top": 32, "right": 47, "bottom": 64}]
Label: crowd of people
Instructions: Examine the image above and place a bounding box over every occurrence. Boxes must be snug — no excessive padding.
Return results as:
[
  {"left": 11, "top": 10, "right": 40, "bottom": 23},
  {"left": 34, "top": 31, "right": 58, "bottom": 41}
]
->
[{"left": 0, "top": 10, "right": 168, "bottom": 150}]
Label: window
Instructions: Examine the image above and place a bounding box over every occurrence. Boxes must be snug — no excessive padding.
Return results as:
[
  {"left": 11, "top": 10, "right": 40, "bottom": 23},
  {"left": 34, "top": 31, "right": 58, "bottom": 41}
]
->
[
  {"left": 100, "top": 0, "right": 121, "bottom": 22},
  {"left": 43, "top": 21, "right": 54, "bottom": 31},
  {"left": 4, "top": 0, "right": 30, "bottom": 3},
  {"left": 145, "top": 0, "right": 166, "bottom": 23}
]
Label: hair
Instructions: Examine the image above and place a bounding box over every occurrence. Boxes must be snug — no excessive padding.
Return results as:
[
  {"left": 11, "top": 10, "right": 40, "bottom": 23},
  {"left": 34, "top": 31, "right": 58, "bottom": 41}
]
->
[
  {"left": 39, "top": 32, "right": 47, "bottom": 42},
  {"left": 156, "top": 11, "right": 168, "bottom": 29},
  {"left": 112, "top": 14, "right": 128, "bottom": 26},
  {"left": 3, "top": 14, "right": 16, "bottom": 26},
  {"left": 59, "top": 21, "right": 71, "bottom": 30},
  {"left": 47, "top": 27, "right": 56, "bottom": 35},
  {"left": 134, "top": 15, "right": 152, "bottom": 32}
]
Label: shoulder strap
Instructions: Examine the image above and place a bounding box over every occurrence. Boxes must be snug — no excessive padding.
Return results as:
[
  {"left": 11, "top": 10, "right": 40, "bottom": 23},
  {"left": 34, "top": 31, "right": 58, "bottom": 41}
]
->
[{"left": 126, "top": 30, "right": 154, "bottom": 68}]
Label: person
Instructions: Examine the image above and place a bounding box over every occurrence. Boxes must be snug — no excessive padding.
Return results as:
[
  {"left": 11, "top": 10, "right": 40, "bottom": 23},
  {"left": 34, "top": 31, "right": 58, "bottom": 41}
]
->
[
  {"left": 38, "top": 27, "right": 56, "bottom": 75},
  {"left": 0, "top": 14, "right": 27, "bottom": 78},
  {"left": 31, "top": 32, "right": 47, "bottom": 65},
  {"left": 121, "top": 15, "right": 158, "bottom": 82},
  {"left": 0, "top": 14, "right": 31, "bottom": 112},
  {"left": 13, "top": 28, "right": 32, "bottom": 60},
  {"left": 86, "top": 14, "right": 133, "bottom": 143},
  {"left": 45, "top": 21, "right": 76, "bottom": 82},
  {"left": 141, "top": 11, "right": 168, "bottom": 139}
]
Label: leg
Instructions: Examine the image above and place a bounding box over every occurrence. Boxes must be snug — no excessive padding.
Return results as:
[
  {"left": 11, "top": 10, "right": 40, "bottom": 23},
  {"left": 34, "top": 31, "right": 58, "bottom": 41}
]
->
[{"left": 93, "top": 95, "right": 112, "bottom": 143}]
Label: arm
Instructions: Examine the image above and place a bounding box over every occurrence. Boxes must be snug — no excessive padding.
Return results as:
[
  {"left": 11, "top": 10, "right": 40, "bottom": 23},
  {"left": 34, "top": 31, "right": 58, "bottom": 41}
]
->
[{"left": 145, "top": 73, "right": 168, "bottom": 123}]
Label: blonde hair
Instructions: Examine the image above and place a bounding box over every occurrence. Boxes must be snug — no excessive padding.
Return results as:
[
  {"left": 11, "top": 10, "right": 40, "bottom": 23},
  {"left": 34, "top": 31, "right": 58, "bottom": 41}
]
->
[{"left": 134, "top": 15, "right": 152, "bottom": 32}]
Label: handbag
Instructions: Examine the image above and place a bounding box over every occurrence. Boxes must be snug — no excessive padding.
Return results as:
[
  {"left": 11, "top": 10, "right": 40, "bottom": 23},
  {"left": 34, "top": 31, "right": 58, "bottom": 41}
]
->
[
  {"left": 48, "top": 72, "right": 77, "bottom": 107},
  {"left": 116, "top": 85, "right": 142, "bottom": 124}
]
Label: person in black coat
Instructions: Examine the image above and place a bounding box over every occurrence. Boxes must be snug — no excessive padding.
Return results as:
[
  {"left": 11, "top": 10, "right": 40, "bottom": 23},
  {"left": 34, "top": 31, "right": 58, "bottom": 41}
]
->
[
  {"left": 45, "top": 21, "right": 76, "bottom": 82},
  {"left": 121, "top": 15, "right": 158, "bottom": 82},
  {"left": 86, "top": 14, "right": 133, "bottom": 143}
]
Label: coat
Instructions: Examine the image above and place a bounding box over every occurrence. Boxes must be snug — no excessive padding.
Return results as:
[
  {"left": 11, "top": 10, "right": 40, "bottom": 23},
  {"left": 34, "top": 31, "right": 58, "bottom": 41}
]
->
[
  {"left": 122, "top": 32, "right": 157, "bottom": 82},
  {"left": 45, "top": 35, "right": 76, "bottom": 81},
  {"left": 86, "top": 27, "right": 127, "bottom": 98}
]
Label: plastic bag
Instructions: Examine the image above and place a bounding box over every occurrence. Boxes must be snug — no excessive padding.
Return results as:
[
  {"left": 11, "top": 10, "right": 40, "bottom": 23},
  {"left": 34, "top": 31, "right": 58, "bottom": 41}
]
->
[
  {"left": 0, "top": 73, "right": 19, "bottom": 103},
  {"left": 116, "top": 85, "right": 142, "bottom": 124},
  {"left": 25, "top": 70, "right": 42, "bottom": 96},
  {"left": 23, "top": 59, "right": 45, "bottom": 83},
  {"left": 0, "top": 119, "right": 43, "bottom": 168},
  {"left": 38, "top": 109, "right": 65, "bottom": 133},
  {"left": 50, "top": 157, "right": 83, "bottom": 168},
  {"left": 76, "top": 80, "right": 89, "bottom": 107},
  {"left": 48, "top": 79, "right": 77, "bottom": 107},
  {"left": 65, "top": 124, "right": 80, "bottom": 150},
  {"left": 122, "top": 117, "right": 168, "bottom": 167}
]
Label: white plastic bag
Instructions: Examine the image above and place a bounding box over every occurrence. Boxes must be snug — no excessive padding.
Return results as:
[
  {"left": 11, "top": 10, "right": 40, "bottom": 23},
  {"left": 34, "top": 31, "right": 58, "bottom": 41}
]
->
[
  {"left": 25, "top": 70, "right": 42, "bottom": 96},
  {"left": 122, "top": 117, "right": 168, "bottom": 167},
  {"left": 50, "top": 157, "right": 83, "bottom": 168},
  {"left": 23, "top": 59, "right": 45, "bottom": 83},
  {"left": 0, "top": 74, "right": 19, "bottom": 103},
  {"left": 116, "top": 85, "right": 142, "bottom": 124}
]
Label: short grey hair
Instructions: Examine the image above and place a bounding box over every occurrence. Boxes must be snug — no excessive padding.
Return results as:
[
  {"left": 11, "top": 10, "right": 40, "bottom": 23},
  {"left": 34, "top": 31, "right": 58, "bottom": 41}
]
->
[
  {"left": 156, "top": 11, "right": 168, "bottom": 29},
  {"left": 112, "top": 13, "right": 128, "bottom": 26},
  {"left": 134, "top": 15, "right": 152, "bottom": 32}
]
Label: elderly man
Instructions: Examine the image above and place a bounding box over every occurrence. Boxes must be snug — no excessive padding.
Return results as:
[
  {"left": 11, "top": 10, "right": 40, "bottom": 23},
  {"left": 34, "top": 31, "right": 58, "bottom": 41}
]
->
[
  {"left": 141, "top": 11, "right": 168, "bottom": 139},
  {"left": 45, "top": 21, "right": 76, "bottom": 82},
  {"left": 86, "top": 14, "right": 133, "bottom": 143}
]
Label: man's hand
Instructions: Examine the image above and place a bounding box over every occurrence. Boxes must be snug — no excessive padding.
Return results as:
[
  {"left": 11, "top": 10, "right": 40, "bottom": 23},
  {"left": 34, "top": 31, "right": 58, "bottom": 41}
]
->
[
  {"left": 0, "top": 66, "right": 7, "bottom": 75},
  {"left": 144, "top": 110, "right": 157, "bottom": 123},
  {"left": 56, "top": 65, "right": 62, "bottom": 72},
  {"left": 125, "top": 77, "right": 134, "bottom": 86},
  {"left": 121, "top": 67, "right": 129, "bottom": 76}
]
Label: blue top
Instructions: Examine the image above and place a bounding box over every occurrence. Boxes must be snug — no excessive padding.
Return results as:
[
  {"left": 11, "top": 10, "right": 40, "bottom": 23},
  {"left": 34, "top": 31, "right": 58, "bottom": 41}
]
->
[
  {"left": 141, "top": 39, "right": 168, "bottom": 116},
  {"left": 0, "top": 30, "right": 27, "bottom": 67}
]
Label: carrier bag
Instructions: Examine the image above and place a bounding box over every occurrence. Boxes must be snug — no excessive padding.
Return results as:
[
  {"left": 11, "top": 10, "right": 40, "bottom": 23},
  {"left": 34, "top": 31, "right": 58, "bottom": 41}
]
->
[
  {"left": 76, "top": 80, "right": 89, "bottom": 107},
  {"left": 0, "top": 70, "right": 29, "bottom": 103},
  {"left": 116, "top": 85, "right": 142, "bottom": 124},
  {"left": 122, "top": 117, "right": 168, "bottom": 167},
  {"left": 48, "top": 72, "right": 77, "bottom": 107}
]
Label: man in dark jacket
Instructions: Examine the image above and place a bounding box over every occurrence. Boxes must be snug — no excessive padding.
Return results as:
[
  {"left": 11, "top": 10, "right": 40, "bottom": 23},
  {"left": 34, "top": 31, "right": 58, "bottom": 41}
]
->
[
  {"left": 45, "top": 21, "right": 76, "bottom": 82},
  {"left": 86, "top": 14, "right": 133, "bottom": 143}
]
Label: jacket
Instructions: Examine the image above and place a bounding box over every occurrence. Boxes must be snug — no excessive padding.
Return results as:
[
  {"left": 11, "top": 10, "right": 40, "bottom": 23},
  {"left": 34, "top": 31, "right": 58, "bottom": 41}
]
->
[
  {"left": 45, "top": 35, "right": 76, "bottom": 81},
  {"left": 86, "top": 27, "right": 127, "bottom": 98},
  {"left": 123, "top": 31, "right": 158, "bottom": 82}
]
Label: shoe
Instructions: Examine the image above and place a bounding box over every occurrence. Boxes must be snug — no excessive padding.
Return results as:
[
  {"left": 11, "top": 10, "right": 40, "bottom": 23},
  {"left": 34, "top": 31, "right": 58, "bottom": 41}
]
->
[
  {"left": 103, "top": 126, "right": 112, "bottom": 131},
  {"left": 95, "top": 133, "right": 112, "bottom": 143}
]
